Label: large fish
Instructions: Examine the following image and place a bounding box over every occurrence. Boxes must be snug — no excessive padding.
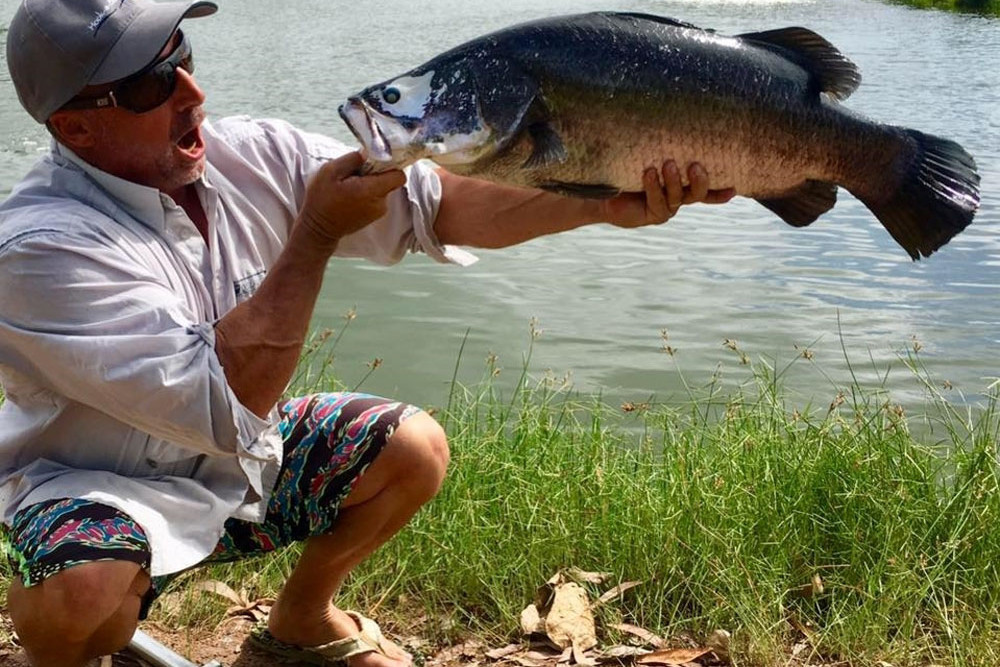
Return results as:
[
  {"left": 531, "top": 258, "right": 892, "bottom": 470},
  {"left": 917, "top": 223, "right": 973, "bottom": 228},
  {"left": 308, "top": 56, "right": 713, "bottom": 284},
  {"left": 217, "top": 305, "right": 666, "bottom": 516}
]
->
[{"left": 339, "top": 12, "right": 980, "bottom": 259}]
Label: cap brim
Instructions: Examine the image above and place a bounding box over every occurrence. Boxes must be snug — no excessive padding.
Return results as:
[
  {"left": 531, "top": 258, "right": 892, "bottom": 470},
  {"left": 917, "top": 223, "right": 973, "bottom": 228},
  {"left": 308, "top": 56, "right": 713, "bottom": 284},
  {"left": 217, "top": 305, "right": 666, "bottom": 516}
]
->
[{"left": 91, "top": 1, "right": 217, "bottom": 85}]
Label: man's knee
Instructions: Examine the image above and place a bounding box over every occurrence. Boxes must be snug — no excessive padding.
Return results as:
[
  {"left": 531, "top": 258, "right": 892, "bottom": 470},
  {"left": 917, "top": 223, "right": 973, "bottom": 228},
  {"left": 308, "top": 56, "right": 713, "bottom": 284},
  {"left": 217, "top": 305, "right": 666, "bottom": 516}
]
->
[
  {"left": 390, "top": 411, "right": 450, "bottom": 500},
  {"left": 9, "top": 560, "right": 147, "bottom": 647}
]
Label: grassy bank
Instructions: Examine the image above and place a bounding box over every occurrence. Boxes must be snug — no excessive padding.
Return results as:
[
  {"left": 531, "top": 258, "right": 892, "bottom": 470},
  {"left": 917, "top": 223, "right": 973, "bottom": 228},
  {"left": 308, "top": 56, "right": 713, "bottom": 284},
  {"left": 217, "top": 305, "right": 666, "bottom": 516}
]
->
[
  {"left": 194, "top": 343, "right": 1000, "bottom": 666},
  {"left": 3, "top": 343, "right": 999, "bottom": 665},
  {"left": 886, "top": 0, "right": 1000, "bottom": 15}
]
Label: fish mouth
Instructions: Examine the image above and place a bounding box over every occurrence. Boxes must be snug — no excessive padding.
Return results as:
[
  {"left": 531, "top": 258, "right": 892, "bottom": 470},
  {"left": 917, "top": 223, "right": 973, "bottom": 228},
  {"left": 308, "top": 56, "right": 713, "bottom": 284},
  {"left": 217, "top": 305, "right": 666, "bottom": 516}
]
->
[{"left": 339, "top": 98, "right": 395, "bottom": 170}]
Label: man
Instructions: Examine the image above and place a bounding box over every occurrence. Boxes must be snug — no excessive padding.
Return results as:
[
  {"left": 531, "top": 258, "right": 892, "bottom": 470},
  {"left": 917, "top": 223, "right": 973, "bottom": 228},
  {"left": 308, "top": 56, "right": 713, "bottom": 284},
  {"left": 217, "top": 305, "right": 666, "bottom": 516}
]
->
[{"left": 0, "top": 1, "right": 734, "bottom": 666}]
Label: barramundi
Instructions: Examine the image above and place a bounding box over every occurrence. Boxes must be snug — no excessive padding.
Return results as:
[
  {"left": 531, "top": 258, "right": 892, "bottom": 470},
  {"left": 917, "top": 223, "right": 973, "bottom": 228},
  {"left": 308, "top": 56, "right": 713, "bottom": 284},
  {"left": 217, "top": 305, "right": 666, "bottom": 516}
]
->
[{"left": 339, "top": 12, "right": 980, "bottom": 259}]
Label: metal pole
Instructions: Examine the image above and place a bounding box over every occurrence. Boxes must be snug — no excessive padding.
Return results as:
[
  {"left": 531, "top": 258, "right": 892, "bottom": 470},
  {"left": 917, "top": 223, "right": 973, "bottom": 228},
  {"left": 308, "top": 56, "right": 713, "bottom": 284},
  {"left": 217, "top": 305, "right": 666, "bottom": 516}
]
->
[{"left": 127, "top": 629, "right": 223, "bottom": 667}]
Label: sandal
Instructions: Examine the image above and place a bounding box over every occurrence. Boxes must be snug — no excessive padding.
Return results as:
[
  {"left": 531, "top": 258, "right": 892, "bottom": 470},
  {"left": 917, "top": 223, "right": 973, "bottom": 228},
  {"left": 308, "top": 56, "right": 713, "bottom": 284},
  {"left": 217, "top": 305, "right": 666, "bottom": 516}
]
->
[{"left": 249, "top": 610, "right": 409, "bottom": 665}]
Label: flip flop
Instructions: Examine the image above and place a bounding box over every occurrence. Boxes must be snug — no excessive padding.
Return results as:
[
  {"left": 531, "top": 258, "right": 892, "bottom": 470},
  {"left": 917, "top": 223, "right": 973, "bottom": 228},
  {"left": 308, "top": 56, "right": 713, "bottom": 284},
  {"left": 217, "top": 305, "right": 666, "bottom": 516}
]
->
[{"left": 249, "top": 611, "right": 409, "bottom": 665}]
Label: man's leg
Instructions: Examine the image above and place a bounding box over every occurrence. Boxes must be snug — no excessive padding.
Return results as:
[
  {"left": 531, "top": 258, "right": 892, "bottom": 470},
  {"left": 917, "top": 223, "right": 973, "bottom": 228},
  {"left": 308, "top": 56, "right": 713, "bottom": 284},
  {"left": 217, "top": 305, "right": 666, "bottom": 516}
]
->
[
  {"left": 266, "top": 410, "right": 448, "bottom": 665},
  {"left": 4, "top": 499, "right": 153, "bottom": 667},
  {"left": 9, "top": 561, "right": 149, "bottom": 666},
  {"left": 211, "top": 394, "right": 449, "bottom": 667}
]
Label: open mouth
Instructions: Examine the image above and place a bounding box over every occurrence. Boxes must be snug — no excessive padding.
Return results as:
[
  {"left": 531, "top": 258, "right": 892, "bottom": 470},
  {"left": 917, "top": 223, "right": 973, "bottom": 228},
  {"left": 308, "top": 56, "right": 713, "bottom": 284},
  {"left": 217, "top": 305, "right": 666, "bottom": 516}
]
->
[
  {"left": 176, "top": 125, "right": 204, "bottom": 157},
  {"left": 339, "top": 98, "right": 394, "bottom": 165}
]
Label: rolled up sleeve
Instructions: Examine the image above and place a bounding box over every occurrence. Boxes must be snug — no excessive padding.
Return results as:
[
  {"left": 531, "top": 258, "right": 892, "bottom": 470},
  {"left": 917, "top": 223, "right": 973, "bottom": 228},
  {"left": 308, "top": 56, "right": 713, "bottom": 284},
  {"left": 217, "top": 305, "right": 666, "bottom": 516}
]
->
[{"left": 0, "top": 228, "right": 270, "bottom": 458}]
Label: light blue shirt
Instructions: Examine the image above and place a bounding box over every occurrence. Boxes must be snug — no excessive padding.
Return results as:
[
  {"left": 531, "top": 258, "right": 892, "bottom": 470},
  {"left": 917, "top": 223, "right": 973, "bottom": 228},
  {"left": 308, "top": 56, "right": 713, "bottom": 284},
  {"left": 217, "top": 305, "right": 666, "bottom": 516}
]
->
[{"left": 0, "top": 116, "right": 473, "bottom": 575}]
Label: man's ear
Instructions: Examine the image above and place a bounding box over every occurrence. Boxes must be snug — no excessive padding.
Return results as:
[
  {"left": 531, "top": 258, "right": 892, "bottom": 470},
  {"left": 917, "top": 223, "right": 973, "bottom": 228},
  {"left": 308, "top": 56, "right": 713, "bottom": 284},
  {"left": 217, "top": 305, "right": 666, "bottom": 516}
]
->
[{"left": 46, "top": 111, "right": 101, "bottom": 150}]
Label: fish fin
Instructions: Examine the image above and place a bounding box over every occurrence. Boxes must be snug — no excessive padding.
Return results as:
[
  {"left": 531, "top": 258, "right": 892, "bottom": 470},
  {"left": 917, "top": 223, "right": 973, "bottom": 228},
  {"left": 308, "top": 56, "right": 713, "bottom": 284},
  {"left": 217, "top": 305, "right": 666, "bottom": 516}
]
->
[
  {"left": 523, "top": 122, "right": 569, "bottom": 169},
  {"left": 756, "top": 180, "right": 838, "bottom": 227},
  {"left": 851, "top": 129, "right": 979, "bottom": 260},
  {"left": 539, "top": 181, "right": 622, "bottom": 199},
  {"left": 738, "top": 27, "right": 861, "bottom": 100}
]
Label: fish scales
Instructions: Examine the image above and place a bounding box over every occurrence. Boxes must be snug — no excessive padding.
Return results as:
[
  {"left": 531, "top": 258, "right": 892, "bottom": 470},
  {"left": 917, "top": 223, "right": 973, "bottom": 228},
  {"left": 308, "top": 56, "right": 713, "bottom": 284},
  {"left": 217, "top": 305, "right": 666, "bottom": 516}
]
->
[{"left": 340, "top": 12, "right": 980, "bottom": 259}]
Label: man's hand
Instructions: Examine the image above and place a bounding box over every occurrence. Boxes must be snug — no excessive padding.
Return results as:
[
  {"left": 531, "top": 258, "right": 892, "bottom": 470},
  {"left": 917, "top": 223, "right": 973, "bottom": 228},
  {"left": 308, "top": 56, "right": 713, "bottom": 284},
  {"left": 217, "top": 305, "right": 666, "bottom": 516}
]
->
[
  {"left": 297, "top": 152, "right": 406, "bottom": 251},
  {"left": 603, "top": 161, "right": 736, "bottom": 229}
]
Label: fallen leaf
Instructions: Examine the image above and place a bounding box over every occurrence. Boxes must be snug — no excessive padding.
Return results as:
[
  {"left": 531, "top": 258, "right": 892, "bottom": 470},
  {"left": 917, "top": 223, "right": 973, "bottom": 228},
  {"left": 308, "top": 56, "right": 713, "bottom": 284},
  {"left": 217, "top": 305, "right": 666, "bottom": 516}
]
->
[
  {"left": 486, "top": 644, "right": 524, "bottom": 660},
  {"left": 596, "top": 645, "right": 653, "bottom": 659},
  {"left": 545, "top": 583, "right": 597, "bottom": 651},
  {"left": 192, "top": 580, "right": 246, "bottom": 606},
  {"left": 596, "top": 581, "right": 643, "bottom": 605},
  {"left": 705, "top": 629, "right": 731, "bottom": 660},
  {"left": 573, "top": 643, "right": 598, "bottom": 666},
  {"left": 566, "top": 568, "right": 612, "bottom": 585},
  {"left": 611, "top": 623, "right": 667, "bottom": 648},
  {"left": 521, "top": 604, "right": 544, "bottom": 636},
  {"left": 637, "top": 647, "right": 710, "bottom": 666}
]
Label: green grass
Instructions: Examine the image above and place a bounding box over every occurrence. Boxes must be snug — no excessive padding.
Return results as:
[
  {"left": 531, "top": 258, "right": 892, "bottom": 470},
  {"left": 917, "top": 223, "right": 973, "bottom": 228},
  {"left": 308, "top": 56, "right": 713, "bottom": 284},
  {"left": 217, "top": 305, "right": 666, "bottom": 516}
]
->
[
  {"left": 3, "top": 332, "right": 1000, "bottom": 665},
  {"left": 885, "top": 0, "right": 1000, "bottom": 15}
]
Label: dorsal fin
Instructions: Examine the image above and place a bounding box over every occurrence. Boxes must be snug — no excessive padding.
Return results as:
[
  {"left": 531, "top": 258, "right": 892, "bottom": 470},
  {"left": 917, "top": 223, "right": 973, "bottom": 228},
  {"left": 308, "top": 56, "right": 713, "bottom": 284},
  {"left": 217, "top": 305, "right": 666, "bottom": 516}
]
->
[{"left": 738, "top": 27, "right": 861, "bottom": 100}]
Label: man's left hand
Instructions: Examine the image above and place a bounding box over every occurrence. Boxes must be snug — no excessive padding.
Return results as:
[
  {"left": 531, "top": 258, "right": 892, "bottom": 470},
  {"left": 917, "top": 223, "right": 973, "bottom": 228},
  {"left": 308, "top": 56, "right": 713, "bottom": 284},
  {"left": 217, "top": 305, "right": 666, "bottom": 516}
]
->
[{"left": 604, "top": 161, "right": 736, "bottom": 229}]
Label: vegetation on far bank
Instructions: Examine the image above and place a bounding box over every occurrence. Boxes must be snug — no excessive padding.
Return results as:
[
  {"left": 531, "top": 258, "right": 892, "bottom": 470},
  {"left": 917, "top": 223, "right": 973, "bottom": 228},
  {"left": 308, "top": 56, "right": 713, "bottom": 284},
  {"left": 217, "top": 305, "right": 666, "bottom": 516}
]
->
[
  {"left": 886, "top": 0, "right": 1000, "bottom": 15},
  {"left": 2, "top": 330, "right": 999, "bottom": 666}
]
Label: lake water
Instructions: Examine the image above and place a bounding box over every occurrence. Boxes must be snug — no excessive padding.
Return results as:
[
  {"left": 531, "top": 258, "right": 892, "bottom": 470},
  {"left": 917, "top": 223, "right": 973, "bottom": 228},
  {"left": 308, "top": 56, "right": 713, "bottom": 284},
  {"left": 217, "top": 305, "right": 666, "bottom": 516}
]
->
[{"left": 1, "top": 0, "right": 997, "bottom": 411}]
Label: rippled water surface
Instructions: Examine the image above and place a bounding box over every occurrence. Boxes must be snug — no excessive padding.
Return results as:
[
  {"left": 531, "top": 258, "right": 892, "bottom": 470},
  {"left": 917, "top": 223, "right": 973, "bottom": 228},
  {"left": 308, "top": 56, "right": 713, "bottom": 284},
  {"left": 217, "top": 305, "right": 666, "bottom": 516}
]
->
[{"left": 1, "top": 0, "right": 997, "bottom": 408}]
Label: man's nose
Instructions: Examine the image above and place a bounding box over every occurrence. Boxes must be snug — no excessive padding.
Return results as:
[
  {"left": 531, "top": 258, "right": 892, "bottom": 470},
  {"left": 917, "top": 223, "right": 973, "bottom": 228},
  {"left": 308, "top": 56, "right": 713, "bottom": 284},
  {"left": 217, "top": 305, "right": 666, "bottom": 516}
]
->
[{"left": 172, "top": 68, "right": 206, "bottom": 108}]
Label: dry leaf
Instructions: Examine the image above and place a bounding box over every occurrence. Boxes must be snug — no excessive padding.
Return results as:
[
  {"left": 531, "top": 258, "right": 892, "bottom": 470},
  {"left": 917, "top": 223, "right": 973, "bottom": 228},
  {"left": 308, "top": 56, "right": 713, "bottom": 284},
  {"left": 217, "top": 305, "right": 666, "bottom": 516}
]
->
[
  {"left": 545, "top": 583, "right": 597, "bottom": 651},
  {"left": 597, "top": 645, "right": 653, "bottom": 660},
  {"left": 705, "top": 629, "right": 731, "bottom": 660},
  {"left": 572, "top": 644, "right": 598, "bottom": 666},
  {"left": 192, "top": 580, "right": 246, "bottom": 606},
  {"left": 611, "top": 623, "right": 667, "bottom": 648},
  {"left": 637, "top": 647, "right": 710, "bottom": 666},
  {"left": 486, "top": 644, "right": 524, "bottom": 660},
  {"left": 521, "top": 604, "right": 544, "bottom": 635},
  {"left": 596, "top": 581, "right": 643, "bottom": 605},
  {"left": 566, "top": 568, "right": 612, "bottom": 584}
]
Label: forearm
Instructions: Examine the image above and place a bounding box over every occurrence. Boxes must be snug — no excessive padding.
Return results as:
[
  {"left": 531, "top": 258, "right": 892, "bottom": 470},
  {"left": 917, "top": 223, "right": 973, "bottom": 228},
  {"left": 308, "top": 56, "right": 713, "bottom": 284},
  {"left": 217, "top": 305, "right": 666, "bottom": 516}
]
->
[
  {"left": 433, "top": 169, "right": 607, "bottom": 249},
  {"left": 214, "top": 224, "right": 334, "bottom": 417}
]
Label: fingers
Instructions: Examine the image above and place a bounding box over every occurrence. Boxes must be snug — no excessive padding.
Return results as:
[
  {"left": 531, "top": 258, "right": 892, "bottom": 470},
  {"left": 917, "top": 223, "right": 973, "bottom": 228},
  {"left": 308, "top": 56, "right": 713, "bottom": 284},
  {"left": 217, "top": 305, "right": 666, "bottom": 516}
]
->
[
  {"left": 297, "top": 152, "right": 407, "bottom": 248},
  {"left": 662, "top": 161, "right": 684, "bottom": 214},
  {"left": 643, "top": 165, "right": 670, "bottom": 220},
  {"left": 683, "top": 163, "right": 710, "bottom": 205},
  {"left": 320, "top": 152, "right": 406, "bottom": 196}
]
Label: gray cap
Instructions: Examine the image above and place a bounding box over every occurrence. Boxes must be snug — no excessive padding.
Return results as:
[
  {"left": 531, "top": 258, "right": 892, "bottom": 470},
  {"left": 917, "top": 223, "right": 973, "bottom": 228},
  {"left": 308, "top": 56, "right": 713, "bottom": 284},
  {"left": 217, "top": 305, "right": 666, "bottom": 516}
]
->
[{"left": 6, "top": 0, "right": 218, "bottom": 123}]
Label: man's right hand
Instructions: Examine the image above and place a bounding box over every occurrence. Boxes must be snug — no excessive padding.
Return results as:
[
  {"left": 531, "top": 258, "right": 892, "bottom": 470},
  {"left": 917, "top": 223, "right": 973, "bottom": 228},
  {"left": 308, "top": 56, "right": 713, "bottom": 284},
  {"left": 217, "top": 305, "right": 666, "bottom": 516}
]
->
[{"left": 296, "top": 151, "right": 406, "bottom": 252}]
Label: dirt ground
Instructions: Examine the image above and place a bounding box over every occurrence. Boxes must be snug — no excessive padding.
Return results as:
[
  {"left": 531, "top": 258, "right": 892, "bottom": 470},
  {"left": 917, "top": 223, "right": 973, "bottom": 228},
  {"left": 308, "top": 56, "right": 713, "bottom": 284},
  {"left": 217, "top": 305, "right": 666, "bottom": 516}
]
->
[{"left": 0, "top": 611, "right": 493, "bottom": 667}]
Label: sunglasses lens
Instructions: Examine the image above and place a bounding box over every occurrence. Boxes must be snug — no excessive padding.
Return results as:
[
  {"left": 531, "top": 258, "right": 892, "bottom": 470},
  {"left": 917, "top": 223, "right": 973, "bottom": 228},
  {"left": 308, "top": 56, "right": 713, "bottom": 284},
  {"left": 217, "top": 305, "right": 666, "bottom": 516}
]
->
[
  {"left": 116, "top": 34, "right": 194, "bottom": 113},
  {"left": 116, "top": 67, "right": 177, "bottom": 113}
]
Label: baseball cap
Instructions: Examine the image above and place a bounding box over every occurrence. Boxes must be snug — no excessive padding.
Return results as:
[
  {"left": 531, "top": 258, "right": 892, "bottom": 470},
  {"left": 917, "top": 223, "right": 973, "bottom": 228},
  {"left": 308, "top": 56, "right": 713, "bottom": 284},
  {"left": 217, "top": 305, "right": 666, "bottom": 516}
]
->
[{"left": 6, "top": 0, "right": 218, "bottom": 123}]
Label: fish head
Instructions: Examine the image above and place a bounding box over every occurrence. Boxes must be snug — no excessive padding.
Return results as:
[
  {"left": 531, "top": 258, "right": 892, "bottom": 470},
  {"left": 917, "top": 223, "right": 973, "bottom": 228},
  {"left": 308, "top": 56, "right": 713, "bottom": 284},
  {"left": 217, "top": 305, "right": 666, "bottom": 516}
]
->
[
  {"left": 339, "top": 65, "right": 499, "bottom": 172},
  {"left": 340, "top": 52, "right": 540, "bottom": 173}
]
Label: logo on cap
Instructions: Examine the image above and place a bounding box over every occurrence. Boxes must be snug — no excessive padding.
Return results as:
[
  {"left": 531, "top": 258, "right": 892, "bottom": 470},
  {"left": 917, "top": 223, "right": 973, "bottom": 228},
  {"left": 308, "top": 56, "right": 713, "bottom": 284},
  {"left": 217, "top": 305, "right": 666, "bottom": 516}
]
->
[{"left": 89, "top": 0, "right": 127, "bottom": 34}]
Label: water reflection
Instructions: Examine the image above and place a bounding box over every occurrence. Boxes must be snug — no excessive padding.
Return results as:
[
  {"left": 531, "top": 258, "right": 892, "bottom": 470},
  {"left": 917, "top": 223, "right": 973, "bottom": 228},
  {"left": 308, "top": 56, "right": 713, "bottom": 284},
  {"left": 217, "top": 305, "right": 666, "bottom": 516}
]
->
[{"left": 0, "top": 0, "right": 996, "bottom": 410}]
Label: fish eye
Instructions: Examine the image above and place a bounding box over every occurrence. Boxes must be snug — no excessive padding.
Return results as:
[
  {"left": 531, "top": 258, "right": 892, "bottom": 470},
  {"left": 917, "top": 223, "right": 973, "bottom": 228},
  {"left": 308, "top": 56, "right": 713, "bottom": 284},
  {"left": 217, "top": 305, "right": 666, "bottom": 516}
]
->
[{"left": 383, "top": 87, "right": 401, "bottom": 104}]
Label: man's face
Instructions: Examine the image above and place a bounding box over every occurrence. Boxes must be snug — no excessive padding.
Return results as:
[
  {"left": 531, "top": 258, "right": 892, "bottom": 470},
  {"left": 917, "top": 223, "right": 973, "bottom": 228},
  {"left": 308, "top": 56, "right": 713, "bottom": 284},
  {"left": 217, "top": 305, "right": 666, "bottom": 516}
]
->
[{"left": 62, "top": 32, "right": 208, "bottom": 197}]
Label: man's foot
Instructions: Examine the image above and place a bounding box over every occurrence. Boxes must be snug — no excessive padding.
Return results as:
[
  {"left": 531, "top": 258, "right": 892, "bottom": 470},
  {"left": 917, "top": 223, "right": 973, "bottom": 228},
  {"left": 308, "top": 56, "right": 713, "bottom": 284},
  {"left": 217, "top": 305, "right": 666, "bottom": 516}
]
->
[{"left": 258, "top": 604, "right": 411, "bottom": 667}]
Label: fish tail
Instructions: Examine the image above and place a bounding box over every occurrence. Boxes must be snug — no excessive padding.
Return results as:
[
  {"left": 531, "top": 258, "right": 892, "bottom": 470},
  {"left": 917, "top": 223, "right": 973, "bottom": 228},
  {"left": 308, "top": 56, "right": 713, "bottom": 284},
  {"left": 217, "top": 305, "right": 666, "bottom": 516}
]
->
[{"left": 853, "top": 129, "right": 980, "bottom": 260}]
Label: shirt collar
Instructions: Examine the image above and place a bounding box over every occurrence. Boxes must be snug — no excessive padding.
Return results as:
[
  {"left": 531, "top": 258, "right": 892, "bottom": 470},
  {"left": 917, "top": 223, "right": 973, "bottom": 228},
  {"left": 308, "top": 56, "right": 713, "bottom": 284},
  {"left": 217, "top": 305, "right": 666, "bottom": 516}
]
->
[{"left": 53, "top": 141, "right": 209, "bottom": 233}]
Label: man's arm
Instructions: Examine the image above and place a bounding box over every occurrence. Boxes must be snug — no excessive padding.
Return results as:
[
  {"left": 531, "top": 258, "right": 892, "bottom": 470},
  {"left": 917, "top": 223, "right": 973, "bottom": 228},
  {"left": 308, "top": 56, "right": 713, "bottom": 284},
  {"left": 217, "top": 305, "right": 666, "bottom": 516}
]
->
[
  {"left": 214, "top": 152, "right": 405, "bottom": 417},
  {"left": 433, "top": 161, "right": 735, "bottom": 249}
]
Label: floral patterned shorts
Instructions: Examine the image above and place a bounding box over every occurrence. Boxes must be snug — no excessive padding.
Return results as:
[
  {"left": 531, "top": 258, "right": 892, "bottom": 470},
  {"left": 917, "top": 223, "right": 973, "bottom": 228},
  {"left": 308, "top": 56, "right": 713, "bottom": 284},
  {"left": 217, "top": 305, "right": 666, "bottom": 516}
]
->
[{"left": 1, "top": 392, "right": 420, "bottom": 615}]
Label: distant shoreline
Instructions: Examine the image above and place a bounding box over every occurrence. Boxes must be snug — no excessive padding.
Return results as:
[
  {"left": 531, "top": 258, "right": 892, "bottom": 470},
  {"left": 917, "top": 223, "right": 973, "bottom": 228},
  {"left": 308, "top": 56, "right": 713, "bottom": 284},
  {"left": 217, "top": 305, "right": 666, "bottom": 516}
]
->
[{"left": 887, "top": 0, "right": 1000, "bottom": 15}]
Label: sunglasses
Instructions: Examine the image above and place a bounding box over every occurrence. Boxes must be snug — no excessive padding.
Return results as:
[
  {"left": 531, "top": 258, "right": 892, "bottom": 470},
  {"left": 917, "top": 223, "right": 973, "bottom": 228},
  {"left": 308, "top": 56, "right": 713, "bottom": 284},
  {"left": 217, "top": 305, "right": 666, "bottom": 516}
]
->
[{"left": 62, "top": 31, "right": 194, "bottom": 114}]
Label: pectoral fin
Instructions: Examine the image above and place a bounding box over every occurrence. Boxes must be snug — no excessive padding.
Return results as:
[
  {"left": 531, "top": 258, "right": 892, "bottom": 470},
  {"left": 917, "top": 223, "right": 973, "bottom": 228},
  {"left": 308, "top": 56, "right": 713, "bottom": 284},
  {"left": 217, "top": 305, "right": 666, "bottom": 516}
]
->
[
  {"left": 523, "top": 122, "right": 569, "bottom": 169},
  {"left": 756, "top": 180, "right": 838, "bottom": 227},
  {"left": 539, "top": 181, "right": 622, "bottom": 199}
]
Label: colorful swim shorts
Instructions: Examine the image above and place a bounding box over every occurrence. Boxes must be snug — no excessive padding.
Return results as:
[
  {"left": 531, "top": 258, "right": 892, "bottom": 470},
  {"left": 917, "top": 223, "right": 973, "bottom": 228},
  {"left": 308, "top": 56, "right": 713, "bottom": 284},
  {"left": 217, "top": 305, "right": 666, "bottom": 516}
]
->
[{"left": 1, "top": 392, "right": 421, "bottom": 613}]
